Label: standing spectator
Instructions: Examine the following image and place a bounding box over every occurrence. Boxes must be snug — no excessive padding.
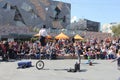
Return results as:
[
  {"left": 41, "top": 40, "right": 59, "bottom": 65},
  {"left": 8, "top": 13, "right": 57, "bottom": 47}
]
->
[
  {"left": 74, "top": 44, "right": 81, "bottom": 64},
  {"left": 1, "top": 41, "right": 9, "bottom": 61},
  {"left": 78, "top": 46, "right": 83, "bottom": 63},
  {"left": 86, "top": 48, "right": 92, "bottom": 64},
  {"left": 112, "top": 50, "right": 120, "bottom": 70}
]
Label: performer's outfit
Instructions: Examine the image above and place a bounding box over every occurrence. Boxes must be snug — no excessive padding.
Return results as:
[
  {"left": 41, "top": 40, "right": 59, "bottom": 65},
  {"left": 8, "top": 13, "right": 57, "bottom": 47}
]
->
[{"left": 39, "top": 28, "right": 48, "bottom": 46}]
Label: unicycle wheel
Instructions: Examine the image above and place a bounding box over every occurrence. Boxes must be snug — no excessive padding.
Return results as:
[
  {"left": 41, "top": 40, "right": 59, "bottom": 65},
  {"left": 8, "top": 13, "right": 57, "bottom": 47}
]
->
[{"left": 36, "top": 60, "right": 44, "bottom": 70}]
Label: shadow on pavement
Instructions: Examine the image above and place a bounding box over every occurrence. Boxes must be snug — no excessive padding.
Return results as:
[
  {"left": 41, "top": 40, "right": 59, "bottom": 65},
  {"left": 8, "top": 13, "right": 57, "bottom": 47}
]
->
[
  {"left": 38, "top": 68, "right": 68, "bottom": 71},
  {"left": 80, "top": 69, "right": 87, "bottom": 72},
  {"left": 17, "top": 65, "right": 34, "bottom": 69},
  {"left": 54, "top": 68, "right": 87, "bottom": 73},
  {"left": 54, "top": 68, "right": 68, "bottom": 71},
  {"left": 38, "top": 68, "right": 87, "bottom": 72}
]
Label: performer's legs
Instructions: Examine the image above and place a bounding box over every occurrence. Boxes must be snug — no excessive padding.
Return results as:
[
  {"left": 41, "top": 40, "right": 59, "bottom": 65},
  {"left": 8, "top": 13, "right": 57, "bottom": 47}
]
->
[{"left": 40, "top": 36, "right": 46, "bottom": 47}]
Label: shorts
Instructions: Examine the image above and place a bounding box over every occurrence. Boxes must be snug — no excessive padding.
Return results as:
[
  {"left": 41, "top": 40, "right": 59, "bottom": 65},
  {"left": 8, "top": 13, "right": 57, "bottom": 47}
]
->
[{"left": 40, "top": 36, "right": 46, "bottom": 46}]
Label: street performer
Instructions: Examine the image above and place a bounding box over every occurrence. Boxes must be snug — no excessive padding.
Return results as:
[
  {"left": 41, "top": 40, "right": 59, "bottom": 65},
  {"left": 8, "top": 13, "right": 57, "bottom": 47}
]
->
[{"left": 39, "top": 25, "right": 48, "bottom": 47}]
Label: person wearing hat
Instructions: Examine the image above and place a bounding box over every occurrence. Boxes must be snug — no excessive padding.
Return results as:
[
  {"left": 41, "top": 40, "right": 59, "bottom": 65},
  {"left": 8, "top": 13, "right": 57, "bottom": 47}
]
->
[{"left": 39, "top": 25, "right": 48, "bottom": 47}]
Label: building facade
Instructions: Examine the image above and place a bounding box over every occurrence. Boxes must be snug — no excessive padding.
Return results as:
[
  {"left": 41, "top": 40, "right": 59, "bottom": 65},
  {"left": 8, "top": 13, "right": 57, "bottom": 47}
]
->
[
  {"left": 0, "top": 0, "right": 71, "bottom": 37},
  {"left": 70, "top": 19, "right": 100, "bottom": 32}
]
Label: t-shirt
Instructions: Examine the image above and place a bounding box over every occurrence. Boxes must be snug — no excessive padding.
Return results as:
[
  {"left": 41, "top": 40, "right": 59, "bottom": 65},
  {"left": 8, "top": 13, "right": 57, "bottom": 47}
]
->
[{"left": 39, "top": 28, "right": 48, "bottom": 37}]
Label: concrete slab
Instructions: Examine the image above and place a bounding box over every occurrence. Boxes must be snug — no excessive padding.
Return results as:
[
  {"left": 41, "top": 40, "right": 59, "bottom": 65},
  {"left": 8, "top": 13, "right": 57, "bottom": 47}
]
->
[{"left": 0, "top": 59, "right": 120, "bottom": 80}]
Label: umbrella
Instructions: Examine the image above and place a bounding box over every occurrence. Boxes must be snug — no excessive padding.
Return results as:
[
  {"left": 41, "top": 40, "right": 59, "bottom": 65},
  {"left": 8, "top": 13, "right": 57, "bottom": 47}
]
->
[
  {"left": 34, "top": 33, "right": 40, "bottom": 37},
  {"left": 46, "top": 35, "right": 52, "bottom": 39},
  {"left": 34, "top": 33, "right": 52, "bottom": 39},
  {"left": 74, "top": 34, "right": 83, "bottom": 40},
  {"left": 55, "top": 32, "right": 69, "bottom": 39}
]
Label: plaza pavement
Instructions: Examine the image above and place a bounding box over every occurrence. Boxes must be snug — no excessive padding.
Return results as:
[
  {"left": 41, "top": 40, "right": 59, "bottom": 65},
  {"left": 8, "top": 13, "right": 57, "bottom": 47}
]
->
[{"left": 0, "top": 59, "right": 120, "bottom": 80}]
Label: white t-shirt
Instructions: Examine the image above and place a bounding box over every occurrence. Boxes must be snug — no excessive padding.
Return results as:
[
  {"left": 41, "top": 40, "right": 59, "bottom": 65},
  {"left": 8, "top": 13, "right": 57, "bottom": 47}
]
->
[{"left": 39, "top": 28, "right": 48, "bottom": 37}]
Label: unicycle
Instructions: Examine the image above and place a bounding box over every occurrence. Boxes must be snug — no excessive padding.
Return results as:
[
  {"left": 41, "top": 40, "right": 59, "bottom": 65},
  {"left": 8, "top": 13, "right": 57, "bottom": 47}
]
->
[{"left": 36, "top": 60, "right": 44, "bottom": 70}]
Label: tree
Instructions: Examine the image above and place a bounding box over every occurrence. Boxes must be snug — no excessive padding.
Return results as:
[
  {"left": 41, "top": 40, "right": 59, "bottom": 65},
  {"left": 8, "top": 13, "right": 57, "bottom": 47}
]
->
[{"left": 111, "top": 24, "right": 120, "bottom": 37}]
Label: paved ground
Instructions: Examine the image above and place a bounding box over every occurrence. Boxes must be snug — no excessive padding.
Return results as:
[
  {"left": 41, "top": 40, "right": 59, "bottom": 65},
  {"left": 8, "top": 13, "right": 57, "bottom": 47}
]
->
[{"left": 0, "top": 59, "right": 120, "bottom": 80}]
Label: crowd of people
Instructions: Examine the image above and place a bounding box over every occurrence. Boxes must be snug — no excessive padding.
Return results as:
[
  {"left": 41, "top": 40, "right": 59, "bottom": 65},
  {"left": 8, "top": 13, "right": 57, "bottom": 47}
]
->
[
  {"left": 0, "top": 36, "right": 120, "bottom": 61},
  {"left": 0, "top": 25, "right": 120, "bottom": 62}
]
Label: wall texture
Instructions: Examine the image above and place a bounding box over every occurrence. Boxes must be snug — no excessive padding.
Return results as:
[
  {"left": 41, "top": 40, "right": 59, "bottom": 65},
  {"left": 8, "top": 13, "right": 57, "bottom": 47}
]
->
[{"left": 0, "top": 0, "right": 71, "bottom": 29}]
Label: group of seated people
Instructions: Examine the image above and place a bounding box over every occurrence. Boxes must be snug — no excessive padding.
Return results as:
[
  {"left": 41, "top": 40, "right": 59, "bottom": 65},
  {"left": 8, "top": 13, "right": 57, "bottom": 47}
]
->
[{"left": 0, "top": 37, "right": 120, "bottom": 61}]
